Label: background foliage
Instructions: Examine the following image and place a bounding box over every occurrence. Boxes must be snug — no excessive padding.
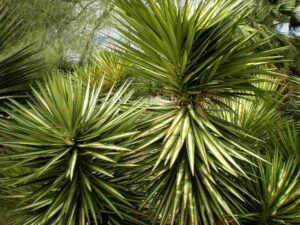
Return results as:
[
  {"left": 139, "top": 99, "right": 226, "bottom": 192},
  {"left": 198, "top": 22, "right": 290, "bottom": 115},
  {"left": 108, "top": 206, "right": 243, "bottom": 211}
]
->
[{"left": 2, "top": 0, "right": 113, "bottom": 70}]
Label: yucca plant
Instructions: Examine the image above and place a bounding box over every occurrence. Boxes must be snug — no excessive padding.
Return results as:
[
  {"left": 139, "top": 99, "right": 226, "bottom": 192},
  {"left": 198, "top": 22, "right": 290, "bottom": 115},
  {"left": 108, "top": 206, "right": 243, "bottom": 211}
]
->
[
  {"left": 74, "top": 50, "right": 131, "bottom": 92},
  {"left": 213, "top": 91, "right": 300, "bottom": 224},
  {"left": 240, "top": 123, "right": 300, "bottom": 225},
  {"left": 283, "top": 76, "right": 300, "bottom": 122},
  {"left": 94, "top": 50, "right": 130, "bottom": 88},
  {"left": 113, "top": 0, "right": 288, "bottom": 224},
  {"left": 215, "top": 79, "right": 289, "bottom": 141},
  {"left": 0, "top": 3, "right": 42, "bottom": 104},
  {"left": 0, "top": 3, "right": 43, "bottom": 223},
  {"left": 0, "top": 76, "right": 145, "bottom": 225},
  {"left": 245, "top": 154, "right": 300, "bottom": 225}
]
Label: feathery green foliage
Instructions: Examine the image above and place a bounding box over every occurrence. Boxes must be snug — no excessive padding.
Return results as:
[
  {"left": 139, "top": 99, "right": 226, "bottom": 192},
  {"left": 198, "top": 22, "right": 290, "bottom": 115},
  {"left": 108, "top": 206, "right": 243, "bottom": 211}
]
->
[{"left": 2, "top": 0, "right": 114, "bottom": 69}]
